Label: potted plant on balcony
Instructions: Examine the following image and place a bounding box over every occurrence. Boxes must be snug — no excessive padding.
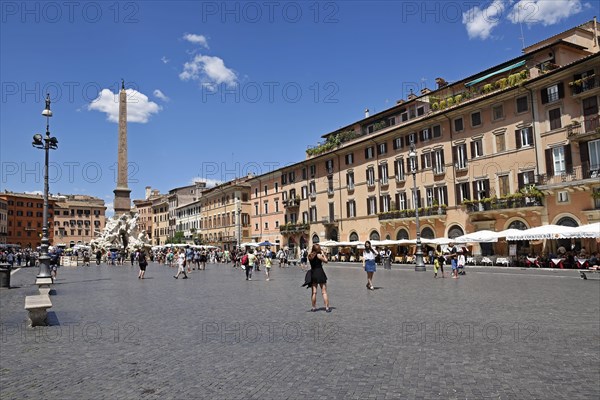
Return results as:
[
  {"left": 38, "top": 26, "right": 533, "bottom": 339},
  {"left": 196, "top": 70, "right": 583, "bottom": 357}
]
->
[{"left": 482, "top": 84, "right": 493, "bottom": 94}]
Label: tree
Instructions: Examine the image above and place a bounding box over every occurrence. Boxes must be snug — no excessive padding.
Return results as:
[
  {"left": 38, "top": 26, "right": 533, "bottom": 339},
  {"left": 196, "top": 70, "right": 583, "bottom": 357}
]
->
[{"left": 166, "top": 231, "right": 185, "bottom": 244}]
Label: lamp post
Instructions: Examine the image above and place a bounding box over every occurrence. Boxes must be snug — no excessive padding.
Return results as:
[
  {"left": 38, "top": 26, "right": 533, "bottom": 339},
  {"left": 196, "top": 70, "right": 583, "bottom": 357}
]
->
[
  {"left": 409, "top": 141, "right": 426, "bottom": 271},
  {"left": 32, "top": 94, "right": 58, "bottom": 278}
]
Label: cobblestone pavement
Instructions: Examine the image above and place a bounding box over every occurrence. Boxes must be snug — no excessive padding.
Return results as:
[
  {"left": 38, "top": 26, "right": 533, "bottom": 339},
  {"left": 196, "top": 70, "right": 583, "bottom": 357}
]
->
[{"left": 1, "top": 262, "right": 598, "bottom": 399}]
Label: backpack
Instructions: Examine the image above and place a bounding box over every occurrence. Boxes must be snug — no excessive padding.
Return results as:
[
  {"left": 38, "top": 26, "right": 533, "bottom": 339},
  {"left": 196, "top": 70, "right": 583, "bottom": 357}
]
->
[{"left": 241, "top": 254, "right": 249, "bottom": 266}]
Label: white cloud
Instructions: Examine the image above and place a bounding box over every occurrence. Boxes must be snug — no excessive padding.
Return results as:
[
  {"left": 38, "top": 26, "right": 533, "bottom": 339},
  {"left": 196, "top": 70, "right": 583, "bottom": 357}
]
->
[
  {"left": 105, "top": 202, "right": 114, "bottom": 217},
  {"left": 25, "top": 190, "right": 43, "bottom": 195},
  {"left": 507, "top": 0, "right": 584, "bottom": 26},
  {"left": 161, "top": 56, "right": 170, "bottom": 64},
  {"left": 183, "top": 33, "right": 209, "bottom": 48},
  {"left": 463, "top": 0, "right": 506, "bottom": 40},
  {"left": 153, "top": 89, "right": 170, "bottom": 102},
  {"left": 88, "top": 88, "right": 162, "bottom": 123},
  {"left": 179, "top": 54, "right": 238, "bottom": 87},
  {"left": 191, "top": 177, "right": 221, "bottom": 188}
]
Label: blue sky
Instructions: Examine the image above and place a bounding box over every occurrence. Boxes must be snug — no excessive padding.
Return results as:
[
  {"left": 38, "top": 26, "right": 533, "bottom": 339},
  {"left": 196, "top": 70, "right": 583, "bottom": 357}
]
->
[{"left": 1, "top": 0, "right": 596, "bottom": 214}]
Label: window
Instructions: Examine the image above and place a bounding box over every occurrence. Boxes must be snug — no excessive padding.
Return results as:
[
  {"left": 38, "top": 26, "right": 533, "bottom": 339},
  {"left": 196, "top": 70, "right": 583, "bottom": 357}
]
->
[
  {"left": 407, "top": 132, "right": 417, "bottom": 145},
  {"left": 417, "top": 106, "right": 425, "bottom": 116},
  {"left": 310, "top": 206, "right": 317, "bottom": 222},
  {"left": 254, "top": 203, "right": 259, "bottom": 215},
  {"left": 471, "top": 111, "right": 482, "bottom": 127},
  {"left": 420, "top": 128, "right": 430, "bottom": 142},
  {"left": 395, "top": 192, "right": 407, "bottom": 210},
  {"left": 473, "top": 179, "right": 490, "bottom": 200},
  {"left": 421, "top": 152, "right": 432, "bottom": 169},
  {"left": 393, "top": 137, "right": 403, "bottom": 150},
  {"left": 455, "top": 182, "right": 471, "bottom": 204},
  {"left": 588, "top": 139, "right": 600, "bottom": 170},
  {"left": 367, "top": 197, "right": 377, "bottom": 215},
  {"left": 545, "top": 145, "right": 572, "bottom": 176},
  {"left": 492, "top": 104, "right": 504, "bottom": 121},
  {"left": 516, "top": 96, "right": 528, "bottom": 113},
  {"left": 541, "top": 82, "right": 564, "bottom": 104},
  {"left": 325, "top": 159, "right": 334, "bottom": 174},
  {"left": 557, "top": 191, "right": 569, "bottom": 203},
  {"left": 432, "top": 125, "right": 442, "bottom": 138},
  {"left": 309, "top": 181, "right": 316, "bottom": 197},
  {"left": 309, "top": 164, "right": 316, "bottom": 177},
  {"left": 388, "top": 116, "right": 396, "bottom": 126},
  {"left": 302, "top": 211, "right": 308, "bottom": 223},
  {"left": 347, "top": 171, "right": 355, "bottom": 190},
  {"left": 454, "top": 117, "right": 464, "bottom": 132},
  {"left": 549, "top": 108, "right": 562, "bottom": 130},
  {"left": 345, "top": 153, "right": 354, "bottom": 165},
  {"left": 470, "top": 140, "right": 483, "bottom": 158},
  {"left": 366, "top": 167, "right": 375, "bottom": 187},
  {"left": 380, "top": 195, "right": 391, "bottom": 212},
  {"left": 255, "top": 223, "right": 259, "bottom": 230},
  {"left": 518, "top": 170, "right": 536, "bottom": 190},
  {"left": 289, "top": 171, "right": 295, "bottom": 183},
  {"left": 401, "top": 112, "right": 408, "bottom": 122},
  {"left": 552, "top": 147, "right": 566, "bottom": 175},
  {"left": 265, "top": 222, "right": 269, "bottom": 230},
  {"left": 433, "top": 149, "right": 445, "bottom": 174},
  {"left": 377, "top": 142, "right": 387, "bottom": 155},
  {"left": 327, "top": 176, "right": 334, "bottom": 194},
  {"left": 281, "top": 174, "right": 287, "bottom": 185},
  {"left": 274, "top": 182, "right": 278, "bottom": 193},
  {"left": 453, "top": 144, "right": 468, "bottom": 170},
  {"left": 264, "top": 185, "right": 268, "bottom": 196},
  {"left": 498, "top": 175, "right": 510, "bottom": 197},
  {"left": 346, "top": 200, "right": 356, "bottom": 218},
  {"left": 495, "top": 132, "right": 506, "bottom": 152},
  {"left": 365, "top": 146, "right": 375, "bottom": 159},
  {"left": 378, "top": 163, "right": 389, "bottom": 185},
  {"left": 275, "top": 200, "right": 279, "bottom": 213},
  {"left": 395, "top": 159, "right": 405, "bottom": 181},
  {"left": 301, "top": 186, "right": 308, "bottom": 199},
  {"left": 515, "top": 127, "right": 534, "bottom": 148},
  {"left": 434, "top": 186, "right": 448, "bottom": 206},
  {"left": 426, "top": 188, "right": 435, "bottom": 207}
]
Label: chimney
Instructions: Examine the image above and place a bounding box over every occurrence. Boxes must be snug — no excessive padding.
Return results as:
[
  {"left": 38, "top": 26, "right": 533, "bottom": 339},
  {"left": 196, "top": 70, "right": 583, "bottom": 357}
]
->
[
  {"left": 145, "top": 186, "right": 151, "bottom": 200},
  {"left": 364, "top": 108, "right": 370, "bottom": 118},
  {"left": 420, "top": 88, "right": 431, "bottom": 95},
  {"left": 407, "top": 89, "right": 417, "bottom": 100},
  {"left": 435, "top": 77, "right": 448, "bottom": 89},
  {"left": 396, "top": 99, "right": 405, "bottom": 105}
]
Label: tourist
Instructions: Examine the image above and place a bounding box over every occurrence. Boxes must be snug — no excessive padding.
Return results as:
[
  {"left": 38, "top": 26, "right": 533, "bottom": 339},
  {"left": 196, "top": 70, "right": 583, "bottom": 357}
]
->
[
  {"left": 50, "top": 250, "right": 59, "bottom": 281},
  {"left": 304, "top": 244, "right": 330, "bottom": 312},
  {"left": 300, "top": 247, "right": 308, "bottom": 269},
  {"left": 433, "top": 245, "right": 445, "bottom": 278},
  {"left": 383, "top": 247, "right": 392, "bottom": 270},
  {"left": 457, "top": 248, "right": 466, "bottom": 275},
  {"left": 363, "top": 240, "right": 377, "bottom": 290},
  {"left": 173, "top": 250, "right": 188, "bottom": 279},
  {"left": 246, "top": 249, "right": 256, "bottom": 280},
  {"left": 96, "top": 250, "right": 102, "bottom": 265},
  {"left": 448, "top": 242, "right": 459, "bottom": 279},
  {"left": 199, "top": 248, "right": 207, "bottom": 270},
  {"left": 265, "top": 253, "right": 272, "bottom": 281},
  {"left": 138, "top": 250, "right": 148, "bottom": 279}
]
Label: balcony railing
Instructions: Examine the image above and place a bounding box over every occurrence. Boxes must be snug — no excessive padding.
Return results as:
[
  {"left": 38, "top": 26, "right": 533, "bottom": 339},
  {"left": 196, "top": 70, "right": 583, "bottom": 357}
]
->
[
  {"left": 464, "top": 196, "right": 543, "bottom": 213},
  {"left": 568, "top": 116, "right": 600, "bottom": 139},
  {"left": 321, "top": 216, "right": 338, "bottom": 224},
  {"left": 378, "top": 207, "right": 447, "bottom": 221},
  {"left": 537, "top": 163, "right": 599, "bottom": 187},
  {"left": 569, "top": 75, "right": 598, "bottom": 95},
  {"left": 279, "top": 223, "right": 310, "bottom": 233},
  {"left": 283, "top": 198, "right": 300, "bottom": 208}
]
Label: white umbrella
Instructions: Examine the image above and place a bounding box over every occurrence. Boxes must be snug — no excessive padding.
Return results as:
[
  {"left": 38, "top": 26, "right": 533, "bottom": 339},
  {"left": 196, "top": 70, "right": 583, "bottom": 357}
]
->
[
  {"left": 320, "top": 240, "right": 340, "bottom": 247},
  {"left": 454, "top": 230, "right": 499, "bottom": 243},
  {"left": 506, "top": 224, "right": 578, "bottom": 241},
  {"left": 567, "top": 222, "right": 600, "bottom": 238},
  {"left": 240, "top": 242, "right": 259, "bottom": 247}
]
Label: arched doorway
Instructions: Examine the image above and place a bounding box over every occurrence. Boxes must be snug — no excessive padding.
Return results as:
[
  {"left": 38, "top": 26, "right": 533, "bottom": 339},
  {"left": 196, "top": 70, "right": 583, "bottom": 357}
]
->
[
  {"left": 421, "top": 227, "right": 435, "bottom": 239},
  {"left": 288, "top": 236, "right": 296, "bottom": 258},
  {"left": 507, "top": 219, "right": 529, "bottom": 255},
  {"left": 556, "top": 216, "right": 580, "bottom": 254},
  {"left": 329, "top": 229, "right": 339, "bottom": 255},
  {"left": 396, "top": 229, "right": 409, "bottom": 258},
  {"left": 369, "top": 231, "right": 380, "bottom": 241},
  {"left": 447, "top": 225, "right": 464, "bottom": 239}
]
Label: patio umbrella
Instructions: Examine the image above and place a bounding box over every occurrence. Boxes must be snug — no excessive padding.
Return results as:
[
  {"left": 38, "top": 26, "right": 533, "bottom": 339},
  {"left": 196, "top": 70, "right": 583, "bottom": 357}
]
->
[
  {"left": 453, "top": 230, "right": 499, "bottom": 243},
  {"left": 320, "top": 240, "right": 340, "bottom": 247},
  {"left": 566, "top": 222, "right": 600, "bottom": 238},
  {"left": 506, "top": 224, "right": 578, "bottom": 241},
  {"left": 257, "top": 241, "right": 274, "bottom": 246}
]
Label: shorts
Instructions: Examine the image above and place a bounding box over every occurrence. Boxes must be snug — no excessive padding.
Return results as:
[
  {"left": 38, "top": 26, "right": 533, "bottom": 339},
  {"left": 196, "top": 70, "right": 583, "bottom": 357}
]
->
[{"left": 451, "top": 260, "right": 458, "bottom": 270}]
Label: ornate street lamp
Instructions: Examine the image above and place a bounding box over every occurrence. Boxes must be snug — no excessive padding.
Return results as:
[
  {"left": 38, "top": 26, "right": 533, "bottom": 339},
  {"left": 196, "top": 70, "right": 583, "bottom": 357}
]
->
[
  {"left": 32, "top": 94, "right": 58, "bottom": 278},
  {"left": 409, "top": 141, "right": 426, "bottom": 271}
]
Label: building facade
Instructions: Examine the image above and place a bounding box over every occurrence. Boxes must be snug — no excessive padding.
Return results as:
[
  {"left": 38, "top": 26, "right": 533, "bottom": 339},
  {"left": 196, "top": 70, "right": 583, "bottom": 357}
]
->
[
  {"left": 247, "top": 20, "right": 600, "bottom": 257},
  {"left": 0, "top": 198, "right": 7, "bottom": 244},
  {"left": 53, "top": 194, "right": 106, "bottom": 247},
  {"left": 0, "top": 191, "right": 56, "bottom": 248},
  {"left": 193, "top": 178, "right": 252, "bottom": 250},
  {"left": 132, "top": 186, "right": 162, "bottom": 242},
  {"left": 152, "top": 196, "right": 169, "bottom": 246},
  {"left": 167, "top": 182, "right": 208, "bottom": 240}
]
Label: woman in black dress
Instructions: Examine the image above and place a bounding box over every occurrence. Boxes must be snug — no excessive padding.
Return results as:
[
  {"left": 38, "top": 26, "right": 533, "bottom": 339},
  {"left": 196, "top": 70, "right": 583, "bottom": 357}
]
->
[{"left": 308, "top": 244, "right": 330, "bottom": 312}]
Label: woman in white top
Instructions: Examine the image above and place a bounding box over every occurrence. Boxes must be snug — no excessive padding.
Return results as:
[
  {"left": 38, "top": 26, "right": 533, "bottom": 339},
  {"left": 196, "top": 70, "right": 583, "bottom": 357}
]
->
[{"left": 363, "top": 241, "right": 377, "bottom": 290}]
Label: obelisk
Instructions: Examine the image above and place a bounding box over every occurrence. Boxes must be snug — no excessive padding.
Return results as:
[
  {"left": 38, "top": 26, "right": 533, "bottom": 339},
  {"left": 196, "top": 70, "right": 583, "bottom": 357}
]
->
[{"left": 113, "top": 79, "right": 132, "bottom": 216}]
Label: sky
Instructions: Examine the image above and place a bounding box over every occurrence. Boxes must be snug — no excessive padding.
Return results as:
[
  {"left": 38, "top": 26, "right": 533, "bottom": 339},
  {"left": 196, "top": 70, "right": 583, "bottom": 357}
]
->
[{"left": 1, "top": 0, "right": 597, "bottom": 215}]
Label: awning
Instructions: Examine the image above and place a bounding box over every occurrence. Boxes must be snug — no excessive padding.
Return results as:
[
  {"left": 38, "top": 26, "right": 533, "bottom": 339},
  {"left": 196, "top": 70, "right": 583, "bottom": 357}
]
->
[{"left": 465, "top": 60, "right": 527, "bottom": 87}]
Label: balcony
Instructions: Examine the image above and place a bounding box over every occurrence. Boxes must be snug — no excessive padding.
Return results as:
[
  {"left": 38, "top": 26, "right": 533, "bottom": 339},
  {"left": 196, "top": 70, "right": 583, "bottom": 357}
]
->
[
  {"left": 569, "top": 75, "right": 598, "bottom": 96},
  {"left": 378, "top": 207, "right": 447, "bottom": 221},
  {"left": 321, "top": 216, "right": 338, "bottom": 225},
  {"left": 279, "top": 223, "right": 310, "bottom": 233},
  {"left": 567, "top": 116, "right": 600, "bottom": 142},
  {"left": 463, "top": 196, "right": 543, "bottom": 214},
  {"left": 283, "top": 198, "right": 300, "bottom": 209},
  {"left": 537, "top": 162, "right": 599, "bottom": 188}
]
